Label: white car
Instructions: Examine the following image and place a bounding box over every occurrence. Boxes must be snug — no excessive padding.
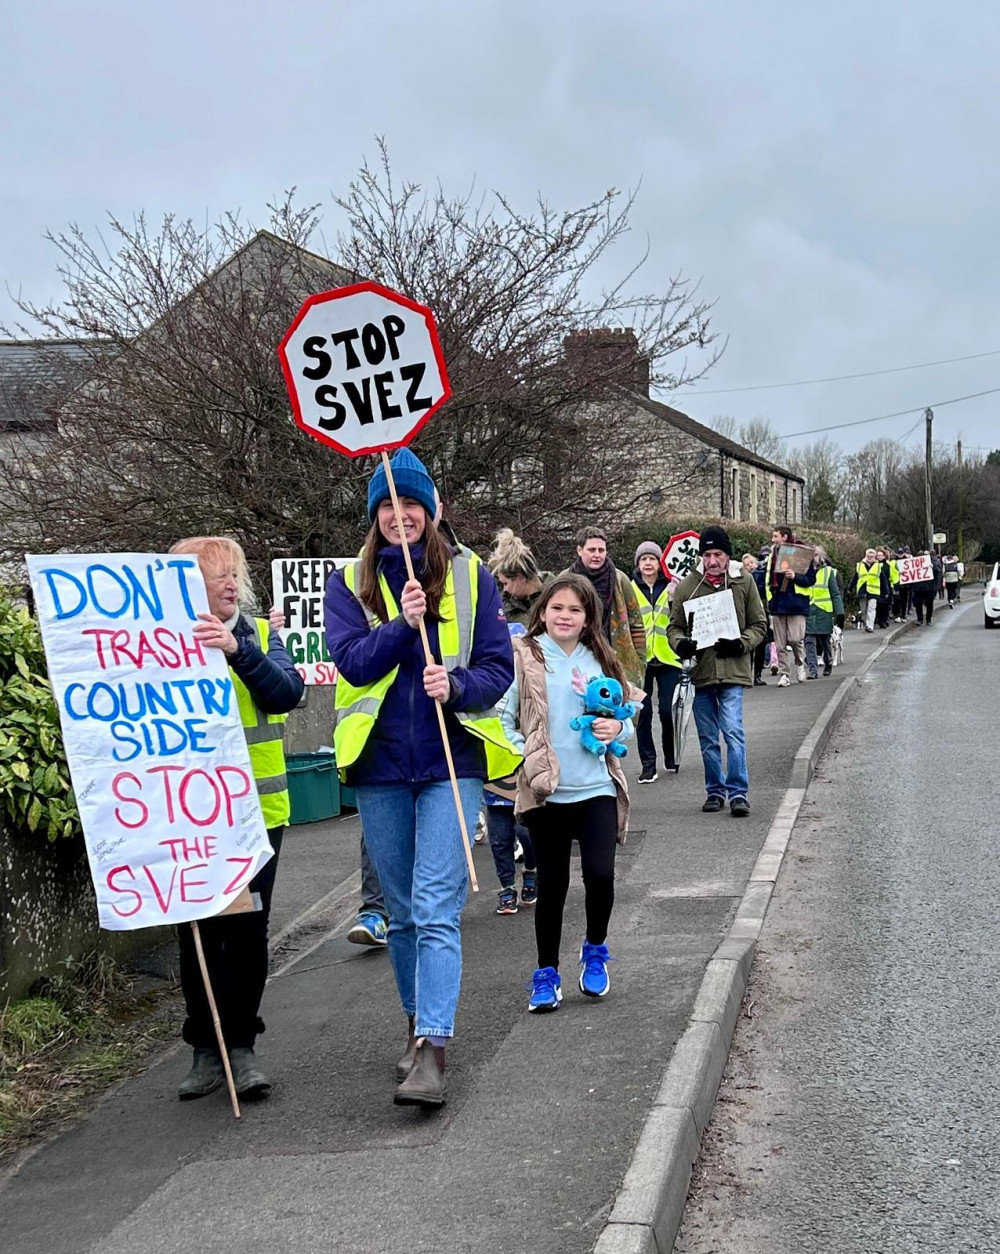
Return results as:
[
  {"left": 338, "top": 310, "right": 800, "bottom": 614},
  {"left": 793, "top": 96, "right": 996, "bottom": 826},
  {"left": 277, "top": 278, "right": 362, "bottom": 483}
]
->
[{"left": 985, "top": 562, "right": 1000, "bottom": 629}]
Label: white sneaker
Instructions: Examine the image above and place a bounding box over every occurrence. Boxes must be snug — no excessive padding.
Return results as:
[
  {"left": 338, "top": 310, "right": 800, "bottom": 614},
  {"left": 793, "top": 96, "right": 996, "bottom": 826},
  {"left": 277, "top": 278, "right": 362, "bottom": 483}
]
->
[
  {"left": 777, "top": 675, "right": 791, "bottom": 687},
  {"left": 796, "top": 664, "right": 807, "bottom": 683}
]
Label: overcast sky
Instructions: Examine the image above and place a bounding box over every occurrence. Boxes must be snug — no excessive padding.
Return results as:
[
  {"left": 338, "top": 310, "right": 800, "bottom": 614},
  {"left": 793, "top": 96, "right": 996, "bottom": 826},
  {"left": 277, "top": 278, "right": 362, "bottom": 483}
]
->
[{"left": 3, "top": 1, "right": 999, "bottom": 459}]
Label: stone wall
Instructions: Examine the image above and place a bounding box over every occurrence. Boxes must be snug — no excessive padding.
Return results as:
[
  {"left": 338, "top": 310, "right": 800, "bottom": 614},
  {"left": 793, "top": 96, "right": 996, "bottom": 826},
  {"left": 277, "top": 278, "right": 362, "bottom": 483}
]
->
[{"left": 0, "top": 820, "right": 156, "bottom": 1004}]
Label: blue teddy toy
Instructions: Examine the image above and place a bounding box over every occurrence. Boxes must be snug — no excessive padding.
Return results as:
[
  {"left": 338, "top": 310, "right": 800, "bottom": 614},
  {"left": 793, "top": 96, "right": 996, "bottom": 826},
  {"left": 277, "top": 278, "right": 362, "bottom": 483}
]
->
[{"left": 569, "top": 668, "right": 636, "bottom": 758}]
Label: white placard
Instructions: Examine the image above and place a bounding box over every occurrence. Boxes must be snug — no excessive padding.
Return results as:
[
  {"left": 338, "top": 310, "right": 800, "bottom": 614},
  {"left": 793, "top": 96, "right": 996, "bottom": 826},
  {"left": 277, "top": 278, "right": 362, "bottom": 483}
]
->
[
  {"left": 686, "top": 588, "right": 741, "bottom": 649},
  {"left": 278, "top": 283, "right": 449, "bottom": 457},
  {"left": 27, "top": 553, "right": 272, "bottom": 931},
  {"left": 271, "top": 557, "right": 353, "bottom": 685},
  {"left": 898, "top": 555, "right": 933, "bottom": 585}
]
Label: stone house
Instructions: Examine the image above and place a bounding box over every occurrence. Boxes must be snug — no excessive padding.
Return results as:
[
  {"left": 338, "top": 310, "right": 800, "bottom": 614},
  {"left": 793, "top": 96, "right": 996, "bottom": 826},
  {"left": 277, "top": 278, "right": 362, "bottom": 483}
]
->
[{"left": 560, "top": 328, "right": 805, "bottom": 530}]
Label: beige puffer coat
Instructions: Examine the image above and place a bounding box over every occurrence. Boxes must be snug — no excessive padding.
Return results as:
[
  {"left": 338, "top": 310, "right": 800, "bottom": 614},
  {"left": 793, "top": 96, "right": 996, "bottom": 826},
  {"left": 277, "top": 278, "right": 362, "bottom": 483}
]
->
[{"left": 510, "top": 637, "right": 631, "bottom": 843}]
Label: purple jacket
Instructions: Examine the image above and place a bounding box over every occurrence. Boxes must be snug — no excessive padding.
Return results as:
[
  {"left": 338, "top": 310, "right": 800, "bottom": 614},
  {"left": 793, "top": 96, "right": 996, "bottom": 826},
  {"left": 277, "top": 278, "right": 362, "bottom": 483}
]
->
[{"left": 324, "top": 544, "right": 515, "bottom": 786}]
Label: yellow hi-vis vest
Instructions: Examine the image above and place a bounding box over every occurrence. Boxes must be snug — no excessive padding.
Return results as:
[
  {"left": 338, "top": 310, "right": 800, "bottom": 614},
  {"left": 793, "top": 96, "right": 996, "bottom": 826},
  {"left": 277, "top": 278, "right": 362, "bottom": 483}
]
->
[
  {"left": 632, "top": 581, "right": 680, "bottom": 667},
  {"left": 232, "top": 617, "right": 290, "bottom": 828},
  {"left": 334, "top": 555, "right": 522, "bottom": 783},
  {"left": 807, "top": 565, "right": 833, "bottom": 613},
  {"left": 888, "top": 559, "right": 900, "bottom": 587},
  {"left": 856, "top": 561, "right": 882, "bottom": 596}
]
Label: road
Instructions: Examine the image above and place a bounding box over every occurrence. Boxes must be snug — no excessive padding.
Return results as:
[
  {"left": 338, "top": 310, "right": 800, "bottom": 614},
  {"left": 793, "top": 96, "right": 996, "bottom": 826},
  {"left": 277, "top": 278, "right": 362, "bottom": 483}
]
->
[
  {"left": 0, "top": 621, "right": 903, "bottom": 1254},
  {"left": 677, "top": 598, "right": 1000, "bottom": 1253}
]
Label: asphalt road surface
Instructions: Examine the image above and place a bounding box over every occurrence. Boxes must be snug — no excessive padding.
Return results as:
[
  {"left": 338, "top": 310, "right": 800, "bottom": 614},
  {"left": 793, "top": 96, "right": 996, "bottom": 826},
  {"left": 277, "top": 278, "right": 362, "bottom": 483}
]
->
[{"left": 677, "top": 598, "right": 1000, "bottom": 1253}]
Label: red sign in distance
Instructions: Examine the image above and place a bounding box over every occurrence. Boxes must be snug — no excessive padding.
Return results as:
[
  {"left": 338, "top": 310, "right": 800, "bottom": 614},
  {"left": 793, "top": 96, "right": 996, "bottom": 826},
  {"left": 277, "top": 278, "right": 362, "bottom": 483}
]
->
[
  {"left": 278, "top": 281, "right": 451, "bottom": 457},
  {"left": 660, "top": 530, "right": 701, "bottom": 583}
]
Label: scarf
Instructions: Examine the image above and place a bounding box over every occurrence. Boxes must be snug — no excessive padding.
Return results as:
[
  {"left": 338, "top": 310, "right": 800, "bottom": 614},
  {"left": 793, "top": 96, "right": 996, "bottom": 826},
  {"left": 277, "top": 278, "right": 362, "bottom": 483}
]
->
[{"left": 571, "top": 556, "right": 617, "bottom": 634}]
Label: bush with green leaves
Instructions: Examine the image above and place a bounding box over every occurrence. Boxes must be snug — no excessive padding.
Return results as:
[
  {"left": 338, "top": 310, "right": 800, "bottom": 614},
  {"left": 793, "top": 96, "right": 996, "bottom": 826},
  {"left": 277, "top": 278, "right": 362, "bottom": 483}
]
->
[{"left": 0, "top": 590, "right": 79, "bottom": 841}]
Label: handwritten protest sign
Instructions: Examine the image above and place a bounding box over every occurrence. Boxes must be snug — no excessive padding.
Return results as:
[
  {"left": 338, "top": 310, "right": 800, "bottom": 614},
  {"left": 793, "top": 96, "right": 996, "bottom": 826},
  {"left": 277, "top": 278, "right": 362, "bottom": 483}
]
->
[
  {"left": 774, "top": 543, "right": 815, "bottom": 577},
  {"left": 897, "top": 554, "right": 933, "bottom": 584},
  {"left": 278, "top": 282, "right": 450, "bottom": 457},
  {"left": 686, "top": 589, "right": 741, "bottom": 649},
  {"left": 271, "top": 557, "right": 353, "bottom": 685},
  {"left": 27, "top": 554, "right": 272, "bottom": 931},
  {"left": 661, "top": 530, "right": 700, "bottom": 583}
]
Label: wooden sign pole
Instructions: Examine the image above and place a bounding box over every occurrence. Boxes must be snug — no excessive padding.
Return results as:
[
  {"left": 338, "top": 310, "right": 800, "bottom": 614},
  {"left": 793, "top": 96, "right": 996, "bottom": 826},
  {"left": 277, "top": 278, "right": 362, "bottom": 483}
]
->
[
  {"left": 381, "top": 451, "right": 479, "bottom": 893},
  {"left": 191, "top": 920, "right": 242, "bottom": 1118}
]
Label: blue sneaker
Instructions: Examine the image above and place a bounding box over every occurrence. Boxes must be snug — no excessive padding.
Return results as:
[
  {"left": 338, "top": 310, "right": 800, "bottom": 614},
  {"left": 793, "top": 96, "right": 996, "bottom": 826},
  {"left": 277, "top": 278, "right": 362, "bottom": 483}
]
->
[
  {"left": 347, "top": 913, "right": 388, "bottom": 947},
  {"left": 579, "top": 941, "right": 612, "bottom": 997},
  {"left": 527, "top": 966, "right": 562, "bottom": 1013}
]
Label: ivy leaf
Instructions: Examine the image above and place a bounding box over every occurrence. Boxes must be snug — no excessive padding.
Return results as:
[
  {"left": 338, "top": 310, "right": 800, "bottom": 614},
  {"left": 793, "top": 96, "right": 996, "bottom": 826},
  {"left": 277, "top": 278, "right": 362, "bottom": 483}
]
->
[
  {"left": 26, "top": 797, "right": 42, "bottom": 832},
  {"left": 14, "top": 652, "right": 30, "bottom": 679}
]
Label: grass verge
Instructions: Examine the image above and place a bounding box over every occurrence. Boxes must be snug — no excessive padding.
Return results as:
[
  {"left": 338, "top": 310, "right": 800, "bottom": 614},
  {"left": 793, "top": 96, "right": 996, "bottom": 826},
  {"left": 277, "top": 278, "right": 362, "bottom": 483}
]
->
[{"left": 0, "top": 953, "right": 179, "bottom": 1166}]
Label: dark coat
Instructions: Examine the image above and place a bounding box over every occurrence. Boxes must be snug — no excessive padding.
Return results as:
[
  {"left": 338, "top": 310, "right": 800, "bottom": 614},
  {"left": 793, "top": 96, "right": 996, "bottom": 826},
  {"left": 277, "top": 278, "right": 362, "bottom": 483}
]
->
[
  {"left": 230, "top": 613, "right": 304, "bottom": 715},
  {"left": 324, "top": 544, "right": 515, "bottom": 786},
  {"left": 767, "top": 547, "right": 817, "bottom": 617}
]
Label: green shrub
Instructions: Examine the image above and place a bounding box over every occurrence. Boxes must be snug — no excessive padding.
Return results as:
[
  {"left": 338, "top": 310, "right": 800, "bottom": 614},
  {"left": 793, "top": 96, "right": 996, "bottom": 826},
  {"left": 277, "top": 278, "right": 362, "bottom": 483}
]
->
[{"left": 0, "top": 590, "right": 80, "bottom": 841}]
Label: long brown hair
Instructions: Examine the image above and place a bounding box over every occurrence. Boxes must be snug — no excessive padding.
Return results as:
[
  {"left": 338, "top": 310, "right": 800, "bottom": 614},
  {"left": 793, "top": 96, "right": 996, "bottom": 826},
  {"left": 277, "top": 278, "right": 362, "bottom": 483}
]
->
[
  {"left": 524, "top": 574, "right": 628, "bottom": 691},
  {"left": 358, "top": 512, "right": 451, "bottom": 624}
]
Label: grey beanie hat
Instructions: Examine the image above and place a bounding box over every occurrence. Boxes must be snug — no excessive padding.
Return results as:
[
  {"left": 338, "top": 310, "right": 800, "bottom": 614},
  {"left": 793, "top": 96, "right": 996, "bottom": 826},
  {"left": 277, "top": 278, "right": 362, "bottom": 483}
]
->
[{"left": 634, "top": 541, "right": 663, "bottom": 566}]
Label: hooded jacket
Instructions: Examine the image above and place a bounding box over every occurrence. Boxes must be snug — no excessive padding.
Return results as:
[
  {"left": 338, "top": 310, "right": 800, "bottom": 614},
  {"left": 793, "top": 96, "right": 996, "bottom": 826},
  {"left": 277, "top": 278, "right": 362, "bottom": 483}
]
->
[
  {"left": 667, "top": 561, "right": 767, "bottom": 689},
  {"left": 324, "top": 543, "right": 515, "bottom": 786}
]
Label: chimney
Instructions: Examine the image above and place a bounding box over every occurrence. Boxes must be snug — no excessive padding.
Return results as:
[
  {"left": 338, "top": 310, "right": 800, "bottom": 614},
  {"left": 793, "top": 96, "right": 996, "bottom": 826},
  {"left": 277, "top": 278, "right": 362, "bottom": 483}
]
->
[{"left": 563, "top": 327, "right": 650, "bottom": 397}]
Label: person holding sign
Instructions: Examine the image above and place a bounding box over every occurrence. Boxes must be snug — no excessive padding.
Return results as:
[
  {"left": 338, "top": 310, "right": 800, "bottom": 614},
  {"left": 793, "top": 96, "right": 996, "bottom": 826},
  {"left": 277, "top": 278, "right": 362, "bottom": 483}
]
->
[
  {"left": 324, "top": 449, "right": 520, "bottom": 1108},
  {"left": 168, "top": 537, "right": 304, "bottom": 1102},
  {"left": 668, "top": 527, "right": 766, "bottom": 818},
  {"left": 765, "top": 525, "right": 816, "bottom": 686}
]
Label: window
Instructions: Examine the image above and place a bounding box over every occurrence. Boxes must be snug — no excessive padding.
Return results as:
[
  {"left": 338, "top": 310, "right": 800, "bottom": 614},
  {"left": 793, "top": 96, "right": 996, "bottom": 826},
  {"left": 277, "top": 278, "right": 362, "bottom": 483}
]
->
[
  {"left": 731, "top": 466, "right": 740, "bottom": 520},
  {"left": 791, "top": 487, "right": 798, "bottom": 523},
  {"left": 768, "top": 478, "right": 776, "bottom": 523},
  {"left": 749, "top": 471, "right": 758, "bottom": 523}
]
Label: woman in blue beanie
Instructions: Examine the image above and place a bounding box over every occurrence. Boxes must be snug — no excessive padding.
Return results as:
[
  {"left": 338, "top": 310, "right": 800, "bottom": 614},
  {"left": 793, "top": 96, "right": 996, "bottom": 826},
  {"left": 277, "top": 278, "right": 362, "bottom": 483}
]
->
[{"left": 324, "top": 448, "right": 520, "bottom": 1108}]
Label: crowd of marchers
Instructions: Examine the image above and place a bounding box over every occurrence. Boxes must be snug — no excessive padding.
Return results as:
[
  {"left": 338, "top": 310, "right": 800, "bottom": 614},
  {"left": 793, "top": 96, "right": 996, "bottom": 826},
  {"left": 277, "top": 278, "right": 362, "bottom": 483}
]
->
[{"left": 167, "top": 456, "right": 945, "bottom": 1115}]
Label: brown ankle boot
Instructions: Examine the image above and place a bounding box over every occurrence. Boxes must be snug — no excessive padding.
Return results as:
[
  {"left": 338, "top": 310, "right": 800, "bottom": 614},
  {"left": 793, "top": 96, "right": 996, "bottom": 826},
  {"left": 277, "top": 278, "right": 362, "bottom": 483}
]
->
[
  {"left": 395, "top": 1017, "right": 417, "bottom": 1083},
  {"left": 393, "top": 1038, "right": 446, "bottom": 1107}
]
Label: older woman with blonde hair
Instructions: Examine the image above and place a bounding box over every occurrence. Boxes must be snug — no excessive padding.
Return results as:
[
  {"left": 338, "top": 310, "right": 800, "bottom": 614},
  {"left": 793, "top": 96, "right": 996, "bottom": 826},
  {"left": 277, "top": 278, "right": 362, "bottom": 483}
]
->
[{"left": 168, "top": 535, "right": 304, "bottom": 1103}]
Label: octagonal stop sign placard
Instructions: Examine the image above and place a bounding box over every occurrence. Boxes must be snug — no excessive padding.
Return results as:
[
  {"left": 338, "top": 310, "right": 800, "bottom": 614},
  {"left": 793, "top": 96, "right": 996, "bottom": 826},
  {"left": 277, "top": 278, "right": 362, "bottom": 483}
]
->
[{"left": 278, "top": 281, "right": 451, "bottom": 456}]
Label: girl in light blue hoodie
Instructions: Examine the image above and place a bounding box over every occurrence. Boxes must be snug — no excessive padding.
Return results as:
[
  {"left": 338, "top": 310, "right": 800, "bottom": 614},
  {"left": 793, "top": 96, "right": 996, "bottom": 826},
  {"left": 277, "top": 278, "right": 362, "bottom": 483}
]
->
[{"left": 499, "top": 575, "right": 633, "bottom": 1012}]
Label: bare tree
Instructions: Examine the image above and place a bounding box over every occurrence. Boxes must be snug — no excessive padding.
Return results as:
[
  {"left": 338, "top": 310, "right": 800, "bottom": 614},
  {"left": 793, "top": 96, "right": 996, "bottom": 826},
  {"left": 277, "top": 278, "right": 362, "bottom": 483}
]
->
[
  {"left": 708, "top": 413, "right": 784, "bottom": 463},
  {"left": 1, "top": 148, "right": 720, "bottom": 584}
]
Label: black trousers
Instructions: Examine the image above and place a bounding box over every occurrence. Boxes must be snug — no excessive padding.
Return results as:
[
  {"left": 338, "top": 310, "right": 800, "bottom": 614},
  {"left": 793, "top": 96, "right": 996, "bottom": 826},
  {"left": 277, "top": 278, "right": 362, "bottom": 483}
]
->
[
  {"left": 911, "top": 588, "right": 936, "bottom": 624},
  {"left": 524, "top": 795, "right": 617, "bottom": 971},
  {"left": 178, "top": 826, "right": 283, "bottom": 1051},
  {"left": 637, "top": 663, "right": 680, "bottom": 770},
  {"left": 893, "top": 587, "right": 910, "bottom": 618}
]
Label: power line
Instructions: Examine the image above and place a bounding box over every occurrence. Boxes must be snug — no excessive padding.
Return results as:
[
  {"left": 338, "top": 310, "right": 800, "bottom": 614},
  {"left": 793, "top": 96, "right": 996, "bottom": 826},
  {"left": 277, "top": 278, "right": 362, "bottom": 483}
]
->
[
  {"left": 670, "top": 348, "right": 1000, "bottom": 397},
  {"left": 776, "top": 386, "right": 1000, "bottom": 440}
]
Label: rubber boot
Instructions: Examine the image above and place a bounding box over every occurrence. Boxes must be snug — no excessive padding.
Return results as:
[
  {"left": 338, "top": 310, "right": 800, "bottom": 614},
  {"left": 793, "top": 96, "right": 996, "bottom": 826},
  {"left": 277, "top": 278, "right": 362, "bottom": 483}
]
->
[
  {"left": 178, "top": 1048, "right": 224, "bottom": 1101},
  {"left": 229, "top": 1046, "right": 272, "bottom": 1099},
  {"left": 394, "top": 1038, "right": 446, "bottom": 1107},
  {"left": 396, "top": 1016, "right": 418, "bottom": 1083}
]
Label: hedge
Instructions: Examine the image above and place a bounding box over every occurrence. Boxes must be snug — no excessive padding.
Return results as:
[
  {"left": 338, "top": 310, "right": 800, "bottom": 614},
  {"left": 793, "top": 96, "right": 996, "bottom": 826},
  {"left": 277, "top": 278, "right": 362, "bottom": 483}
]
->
[
  {"left": 0, "top": 591, "right": 80, "bottom": 841},
  {"left": 610, "top": 515, "right": 876, "bottom": 606}
]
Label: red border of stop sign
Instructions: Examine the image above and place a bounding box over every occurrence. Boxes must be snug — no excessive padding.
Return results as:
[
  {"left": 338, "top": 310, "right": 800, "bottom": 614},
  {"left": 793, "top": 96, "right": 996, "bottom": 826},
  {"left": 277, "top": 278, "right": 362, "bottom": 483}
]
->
[{"left": 277, "top": 280, "right": 452, "bottom": 458}]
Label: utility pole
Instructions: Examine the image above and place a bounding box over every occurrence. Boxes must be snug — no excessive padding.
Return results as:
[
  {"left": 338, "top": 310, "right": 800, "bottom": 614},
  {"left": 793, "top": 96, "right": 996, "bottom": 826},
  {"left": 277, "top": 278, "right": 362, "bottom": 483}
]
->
[
  {"left": 924, "top": 407, "right": 934, "bottom": 552},
  {"left": 957, "top": 438, "right": 964, "bottom": 563}
]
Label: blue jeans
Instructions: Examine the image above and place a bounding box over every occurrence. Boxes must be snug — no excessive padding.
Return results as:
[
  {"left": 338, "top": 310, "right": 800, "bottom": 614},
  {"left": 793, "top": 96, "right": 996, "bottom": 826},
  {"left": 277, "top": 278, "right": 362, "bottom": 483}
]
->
[
  {"left": 485, "top": 804, "right": 535, "bottom": 887},
  {"left": 355, "top": 779, "right": 483, "bottom": 1038},
  {"left": 692, "top": 684, "right": 749, "bottom": 801}
]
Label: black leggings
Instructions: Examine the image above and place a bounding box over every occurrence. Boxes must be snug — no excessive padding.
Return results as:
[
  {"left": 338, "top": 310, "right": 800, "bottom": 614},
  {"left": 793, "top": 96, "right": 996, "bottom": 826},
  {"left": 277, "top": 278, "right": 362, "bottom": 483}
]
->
[{"left": 523, "top": 795, "right": 618, "bottom": 971}]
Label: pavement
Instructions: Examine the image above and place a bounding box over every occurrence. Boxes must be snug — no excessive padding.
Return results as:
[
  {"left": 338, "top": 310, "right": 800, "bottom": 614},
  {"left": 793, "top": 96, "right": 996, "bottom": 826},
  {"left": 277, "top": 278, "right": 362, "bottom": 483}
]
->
[
  {"left": 0, "top": 617, "right": 916, "bottom": 1254},
  {"left": 675, "top": 597, "right": 994, "bottom": 1252}
]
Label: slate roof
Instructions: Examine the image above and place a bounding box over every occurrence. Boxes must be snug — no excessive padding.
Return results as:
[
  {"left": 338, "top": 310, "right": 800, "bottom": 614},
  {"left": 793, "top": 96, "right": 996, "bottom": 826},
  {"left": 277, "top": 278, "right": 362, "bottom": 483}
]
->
[
  {"left": 625, "top": 390, "right": 804, "bottom": 481},
  {"left": 0, "top": 340, "right": 92, "bottom": 431}
]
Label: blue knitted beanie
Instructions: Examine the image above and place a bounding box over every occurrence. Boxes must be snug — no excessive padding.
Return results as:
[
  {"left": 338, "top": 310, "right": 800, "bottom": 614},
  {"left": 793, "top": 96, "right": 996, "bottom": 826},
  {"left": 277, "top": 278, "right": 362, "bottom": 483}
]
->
[{"left": 367, "top": 448, "right": 437, "bottom": 521}]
